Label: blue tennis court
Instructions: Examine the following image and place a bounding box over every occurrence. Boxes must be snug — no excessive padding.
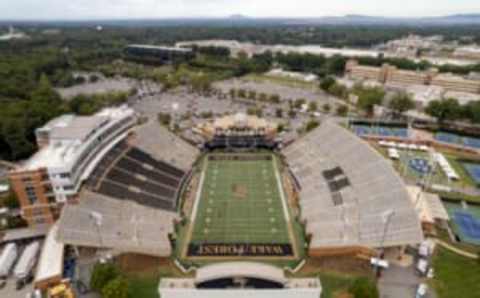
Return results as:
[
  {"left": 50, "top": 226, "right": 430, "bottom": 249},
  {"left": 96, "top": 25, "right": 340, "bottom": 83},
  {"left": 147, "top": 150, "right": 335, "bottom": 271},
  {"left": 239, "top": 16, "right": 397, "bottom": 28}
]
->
[
  {"left": 462, "top": 163, "right": 480, "bottom": 185},
  {"left": 351, "top": 125, "right": 408, "bottom": 138},
  {"left": 454, "top": 211, "right": 480, "bottom": 244},
  {"left": 435, "top": 132, "right": 480, "bottom": 150}
]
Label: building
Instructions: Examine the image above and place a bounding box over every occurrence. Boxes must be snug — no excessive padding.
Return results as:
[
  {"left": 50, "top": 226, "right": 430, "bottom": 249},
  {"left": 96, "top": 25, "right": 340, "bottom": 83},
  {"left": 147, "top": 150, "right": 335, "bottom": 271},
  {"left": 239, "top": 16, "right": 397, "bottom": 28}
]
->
[
  {"left": 9, "top": 106, "right": 136, "bottom": 226},
  {"left": 195, "top": 113, "right": 279, "bottom": 150},
  {"left": 125, "top": 44, "right": 194, "bottom": 64},
  {"left": 346, "top": 59, "right": 480, "bottom": 94},
  {"left": 431, "top": 73, "right": 480, "bottom": 94},
  {"left": 453, "top": 46, "right": 480, "bottom": 60},
  {"left": 159, "top": 262, "right": 321, "bottom": 298}
]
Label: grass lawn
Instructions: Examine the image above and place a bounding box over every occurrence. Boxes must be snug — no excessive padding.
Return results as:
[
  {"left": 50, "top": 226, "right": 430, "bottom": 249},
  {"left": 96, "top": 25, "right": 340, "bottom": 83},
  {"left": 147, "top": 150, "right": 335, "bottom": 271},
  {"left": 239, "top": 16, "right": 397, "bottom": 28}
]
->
[
  {"left": 432, "top": 247, "right": 480, "bottom": 298},
  {"left": 190, "top": 153, "right": 291, "bottom": 245},
  {"left": 128, "top": 275, "right": 159, "bottom": 298},
  {"left": 318, "top": 272, "right": 362, "bottom": 298}
]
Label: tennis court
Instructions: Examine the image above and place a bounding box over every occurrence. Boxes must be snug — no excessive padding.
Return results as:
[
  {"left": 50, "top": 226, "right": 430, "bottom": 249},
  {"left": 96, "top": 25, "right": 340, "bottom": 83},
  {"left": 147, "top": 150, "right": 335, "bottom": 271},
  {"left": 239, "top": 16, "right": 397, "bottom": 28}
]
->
[
  {"left": 186, "top": 153, "right": 295, "bottom": 258},
  {"left": 352, "top": 124, "right": 408, "bottom": 138},
  {"left": 462, "top": 162, "right": 480, "bottom": 185},
  {"left": 435, "top": 132, "right": 480, "bottom": 149},
  {"left": 444, "top": 201, "right": 480, "bottom": 246}
]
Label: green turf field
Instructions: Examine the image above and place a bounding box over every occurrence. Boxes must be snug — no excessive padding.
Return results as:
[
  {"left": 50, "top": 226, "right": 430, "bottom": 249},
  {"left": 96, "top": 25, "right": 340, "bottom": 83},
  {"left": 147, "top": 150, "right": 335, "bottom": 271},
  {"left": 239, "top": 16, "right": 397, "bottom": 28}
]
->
[{"left": 190, "top": 154, "right": 291, "bottom": 246}]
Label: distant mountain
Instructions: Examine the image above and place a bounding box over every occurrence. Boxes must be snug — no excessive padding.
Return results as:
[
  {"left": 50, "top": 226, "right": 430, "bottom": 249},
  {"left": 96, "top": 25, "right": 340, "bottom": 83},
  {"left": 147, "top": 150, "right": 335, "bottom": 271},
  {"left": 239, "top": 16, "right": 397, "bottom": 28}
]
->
[
  {"left": 2, "top": 14, "right": 480, "bottom": 27},
  {"left": 228, "top": 14, "right": 249, "bottom": 20}
]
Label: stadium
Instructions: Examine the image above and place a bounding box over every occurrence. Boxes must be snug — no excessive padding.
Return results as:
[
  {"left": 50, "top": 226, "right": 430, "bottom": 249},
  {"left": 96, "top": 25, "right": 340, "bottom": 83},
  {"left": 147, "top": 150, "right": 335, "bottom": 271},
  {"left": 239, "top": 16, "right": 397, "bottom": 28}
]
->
[{"left": 8, "top": 107, "right": 425, "bottom": 296}]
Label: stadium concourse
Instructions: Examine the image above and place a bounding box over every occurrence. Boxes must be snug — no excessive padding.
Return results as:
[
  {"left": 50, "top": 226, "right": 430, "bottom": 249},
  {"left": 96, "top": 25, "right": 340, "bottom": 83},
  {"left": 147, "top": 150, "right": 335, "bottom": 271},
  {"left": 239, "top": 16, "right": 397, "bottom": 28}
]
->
[{"left": 282, "top": 121, "right": 424, "bottom": 256}]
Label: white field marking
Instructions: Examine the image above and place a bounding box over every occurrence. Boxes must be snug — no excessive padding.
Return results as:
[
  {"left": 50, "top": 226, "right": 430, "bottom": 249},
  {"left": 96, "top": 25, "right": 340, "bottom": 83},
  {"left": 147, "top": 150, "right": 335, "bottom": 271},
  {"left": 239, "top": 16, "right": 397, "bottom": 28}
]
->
[
  {"left": 189, "top": 158, "right": 208, "bottom": 231},
  {"left": 272, "top": 155, "right": 291, "bottom": 222}
]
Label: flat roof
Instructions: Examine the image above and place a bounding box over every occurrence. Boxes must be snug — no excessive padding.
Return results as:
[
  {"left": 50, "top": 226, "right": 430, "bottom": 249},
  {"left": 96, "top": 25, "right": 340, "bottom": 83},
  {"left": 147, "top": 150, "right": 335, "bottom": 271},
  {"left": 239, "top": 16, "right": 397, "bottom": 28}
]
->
[
  {"left": 1, "top": 225, "right": 49, "bottom": 243},
  {"left": 127, "top": 44, "right": 192, "bottom": 52},
  {"left": 34, "top": 224, "right": 64, "bottom": 284}
]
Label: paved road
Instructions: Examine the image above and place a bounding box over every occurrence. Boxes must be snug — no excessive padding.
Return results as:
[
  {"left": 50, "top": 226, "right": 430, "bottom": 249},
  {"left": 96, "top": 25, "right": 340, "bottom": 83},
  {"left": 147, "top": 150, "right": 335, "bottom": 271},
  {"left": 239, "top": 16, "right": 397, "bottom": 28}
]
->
[{"left": 379, "top": 262, "right": 438, "bottom": 298}]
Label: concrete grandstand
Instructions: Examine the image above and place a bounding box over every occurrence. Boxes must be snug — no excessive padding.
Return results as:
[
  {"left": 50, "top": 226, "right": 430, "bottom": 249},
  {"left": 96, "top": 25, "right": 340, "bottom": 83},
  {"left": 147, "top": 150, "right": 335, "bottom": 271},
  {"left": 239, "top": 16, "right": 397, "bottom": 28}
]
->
[{"left": 282, "top": 121, "right": 424, "bottom": 256}]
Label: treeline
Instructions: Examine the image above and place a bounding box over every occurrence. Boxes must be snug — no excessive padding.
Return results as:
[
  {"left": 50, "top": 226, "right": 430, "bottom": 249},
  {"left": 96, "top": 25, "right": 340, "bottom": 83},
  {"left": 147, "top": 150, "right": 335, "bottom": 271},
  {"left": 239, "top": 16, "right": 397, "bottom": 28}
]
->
[
  {"left": 0, "top": 74, "right": 129, "bottom": 161},
  {"left": 425, "top": 98, "right": 480, "bottom": 124}
]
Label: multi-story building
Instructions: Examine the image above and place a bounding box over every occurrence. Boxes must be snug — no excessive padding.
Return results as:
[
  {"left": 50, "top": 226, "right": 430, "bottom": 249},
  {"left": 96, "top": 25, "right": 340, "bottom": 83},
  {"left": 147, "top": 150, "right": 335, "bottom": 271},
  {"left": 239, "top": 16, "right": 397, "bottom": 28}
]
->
[
  {"left": 346, "top": 59, "right": 480, "bottom": 94},
  {"left": 9, "top": 106, "right": 137, "bottom": 226},
  {"left": 453, "top": 46, "right": 480, "bottom": 60},
  {"left": 431, "top": 73, "right": 480, "bottom": 94}
]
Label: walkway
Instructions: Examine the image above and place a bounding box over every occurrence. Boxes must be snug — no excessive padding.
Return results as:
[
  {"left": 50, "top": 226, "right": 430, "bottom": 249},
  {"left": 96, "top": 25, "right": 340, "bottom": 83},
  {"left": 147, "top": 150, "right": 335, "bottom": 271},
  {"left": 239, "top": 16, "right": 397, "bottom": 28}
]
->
[{"left": 433, "top": 238, "right": 478, "bottom": 259}]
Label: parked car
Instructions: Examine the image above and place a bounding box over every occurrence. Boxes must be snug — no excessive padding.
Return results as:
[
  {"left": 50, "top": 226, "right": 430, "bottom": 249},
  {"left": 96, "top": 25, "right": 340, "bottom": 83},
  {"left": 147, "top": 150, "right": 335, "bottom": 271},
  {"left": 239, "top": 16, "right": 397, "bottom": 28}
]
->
[{"left": 416, "top": 283, "right": 428, "bottom": 298}]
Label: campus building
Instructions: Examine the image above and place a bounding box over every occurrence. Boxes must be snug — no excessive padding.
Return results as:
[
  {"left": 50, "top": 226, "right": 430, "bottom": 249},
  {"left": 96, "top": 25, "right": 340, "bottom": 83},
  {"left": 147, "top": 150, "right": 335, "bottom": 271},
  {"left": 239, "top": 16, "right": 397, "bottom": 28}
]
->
[
  {"left": 346, "top": 59, "right": 480, "bottom": 94},
  {"left": 9, "top": 106, "right": 137, "bottom": 226}
]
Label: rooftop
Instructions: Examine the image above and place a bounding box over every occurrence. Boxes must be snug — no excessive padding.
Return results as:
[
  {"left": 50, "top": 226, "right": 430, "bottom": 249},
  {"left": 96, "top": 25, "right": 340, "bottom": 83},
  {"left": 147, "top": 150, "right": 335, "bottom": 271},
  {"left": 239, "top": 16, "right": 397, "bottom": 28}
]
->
[
  {"left": 21, "top": 106, "right": 134, "bottom": 171},
  {"left": 35, "top": 224, "right": 64, "bottom": 284},
  {"left": 127, "top": 44, "right": 192, "bottom": 53}
]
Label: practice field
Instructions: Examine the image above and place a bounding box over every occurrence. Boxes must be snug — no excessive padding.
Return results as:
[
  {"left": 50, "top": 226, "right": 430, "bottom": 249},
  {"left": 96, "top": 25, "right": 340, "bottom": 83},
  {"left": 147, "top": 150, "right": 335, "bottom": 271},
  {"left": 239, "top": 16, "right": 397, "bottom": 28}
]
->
[{"left": 186, "top": 153, "right": 295, "bottom": 258}]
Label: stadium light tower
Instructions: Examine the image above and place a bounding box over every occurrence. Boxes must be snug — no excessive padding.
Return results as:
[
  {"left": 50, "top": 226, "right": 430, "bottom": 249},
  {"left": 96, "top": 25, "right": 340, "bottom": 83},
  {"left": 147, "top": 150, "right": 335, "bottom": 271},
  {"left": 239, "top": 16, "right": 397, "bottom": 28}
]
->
[{"left": 89, "top": 211, "right": 104, "bottom": 246}]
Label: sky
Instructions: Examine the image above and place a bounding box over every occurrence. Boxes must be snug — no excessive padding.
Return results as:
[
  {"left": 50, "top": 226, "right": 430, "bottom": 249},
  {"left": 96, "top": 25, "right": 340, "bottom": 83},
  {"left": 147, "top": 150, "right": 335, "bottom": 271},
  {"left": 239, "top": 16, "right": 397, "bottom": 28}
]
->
[{"left": 0, "top": 0, "right": 479, "bottom": 20}]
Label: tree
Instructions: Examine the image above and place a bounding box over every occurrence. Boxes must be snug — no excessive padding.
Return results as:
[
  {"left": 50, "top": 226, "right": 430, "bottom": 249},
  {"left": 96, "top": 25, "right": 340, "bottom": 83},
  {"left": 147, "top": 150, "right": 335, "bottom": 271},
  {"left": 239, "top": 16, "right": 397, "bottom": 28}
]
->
[
  {"left": 320, "top": 77, "right": 336, "bottom": 92},
  {"left": 305, "top": 119, "right": 320, "bottom": 132},
  {"left": 348, "top": 277, "right": 379, "bottom": 298},
  {"left": 425, "top": 98, "right": 461, "bottom": 123},
  {"left": 102, "top": 277, "right": 129, "bottom": 298},
  {"left": 90, "top": 263, "right": 119, "bottom": 292},
  {"left": 308, "top": 101, "right": 318, "bottom": 112},
  {"left": 275, "top": 108, "right": 283, "bottom": 118},
  {"left": 388, "top": 92, "right": 415, "bottom": 118},
  {"left": 356, "top": 87, "right": 385, "bottom": 116},
  {"left": 322, "top": 103, "right": 331, "bottom": 113},
  {"left": 336, "top": 104, "right": 349, "bottom": 117},
  {"left": 158, "top": 113, "right": 172, "bottom": 126},
  {"left": 462, "top": 101, "right": 480, "bottom": 124}
]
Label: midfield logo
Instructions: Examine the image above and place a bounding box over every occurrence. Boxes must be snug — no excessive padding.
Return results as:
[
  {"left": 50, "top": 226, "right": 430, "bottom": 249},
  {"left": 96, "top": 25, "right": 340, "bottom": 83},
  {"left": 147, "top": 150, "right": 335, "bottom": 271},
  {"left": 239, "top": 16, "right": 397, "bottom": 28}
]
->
[{"left": 188, "top": 243, "right": 293, "bottom": 257}]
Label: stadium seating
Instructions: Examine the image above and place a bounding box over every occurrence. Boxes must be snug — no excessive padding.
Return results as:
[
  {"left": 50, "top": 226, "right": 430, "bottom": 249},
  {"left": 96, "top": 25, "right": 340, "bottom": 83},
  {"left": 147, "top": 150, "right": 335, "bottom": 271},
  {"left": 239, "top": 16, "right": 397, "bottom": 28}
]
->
[
  {"left": 282, "top": 121, "right": 423, "bottom": 249},
  {"left": 87, "top": 142, "right": 187, "bottom": 212}
]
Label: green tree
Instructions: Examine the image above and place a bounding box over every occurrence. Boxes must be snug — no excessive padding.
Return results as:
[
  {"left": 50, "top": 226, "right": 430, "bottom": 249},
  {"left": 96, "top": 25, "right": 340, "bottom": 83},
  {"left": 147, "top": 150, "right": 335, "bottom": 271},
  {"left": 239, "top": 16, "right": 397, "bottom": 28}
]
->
[
  {"left": 388, "top": 92, "right": 415, "bottom": 118},
  {"left": 322, "top": 103, "right": 331, "bottom": 113},
  {"left": 90, "top": 263, "right": 119, "bottom": 292},
  {"left": 158, "top": 113, "right": 172, "bottom": 127},
  {"left": 275, "top": 108, "right": 283, "bottom": 118},
  {"left": 102, "top": 277, "right": 129, "bottom": 298},
  {"left": 336, "top": 105, "right": 349, "bottom": 117},
  {"left": 308, "top": 101, "right": 318, "bottom": 112},
  {"left": 320, "top": 77, "right": 336, "bottom": 92},
  {"left": 356, "top": 87, "right": 385, "bottom": 116},
  {"left": 348, "top": 277, "right": 379, "bottom": 298},
  {"left": 425, "top": 98, "right": 461, "bottom": 123},
  {"left": 305, "top": 119, "right": 320, "bottom": 132}
]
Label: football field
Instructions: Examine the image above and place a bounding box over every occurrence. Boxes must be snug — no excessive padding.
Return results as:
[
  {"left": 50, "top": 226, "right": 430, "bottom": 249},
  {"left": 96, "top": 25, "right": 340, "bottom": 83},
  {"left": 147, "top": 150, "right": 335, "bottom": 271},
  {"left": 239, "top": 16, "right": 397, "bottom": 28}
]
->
[{"left": 186, "top": 153, "right": 295, "bottom": 258}]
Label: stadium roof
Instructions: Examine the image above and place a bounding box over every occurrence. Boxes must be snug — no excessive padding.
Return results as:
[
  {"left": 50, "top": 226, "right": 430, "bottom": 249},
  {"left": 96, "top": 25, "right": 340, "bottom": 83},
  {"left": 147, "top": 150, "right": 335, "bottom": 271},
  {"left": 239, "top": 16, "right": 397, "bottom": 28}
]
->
[
  {"left": 56, "top": 191, "right": 178, "bottom": 256},
  {"left": 283, "top": 121, "right": 424, "bottom": 249}
]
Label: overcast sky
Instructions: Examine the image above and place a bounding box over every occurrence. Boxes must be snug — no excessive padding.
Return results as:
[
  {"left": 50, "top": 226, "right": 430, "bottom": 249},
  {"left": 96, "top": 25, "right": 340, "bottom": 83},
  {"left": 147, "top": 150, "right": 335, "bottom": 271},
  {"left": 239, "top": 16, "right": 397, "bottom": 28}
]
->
[{"left": 0, "top": 0, "right": 479, "bottom": 20}]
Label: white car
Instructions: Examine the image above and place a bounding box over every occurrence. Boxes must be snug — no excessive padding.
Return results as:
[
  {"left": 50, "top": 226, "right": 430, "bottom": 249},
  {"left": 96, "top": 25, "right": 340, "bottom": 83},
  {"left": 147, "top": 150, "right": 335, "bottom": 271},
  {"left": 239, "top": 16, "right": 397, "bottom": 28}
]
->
[{"left": 416, "top": 283, "right": 428, "bottom": 298}]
